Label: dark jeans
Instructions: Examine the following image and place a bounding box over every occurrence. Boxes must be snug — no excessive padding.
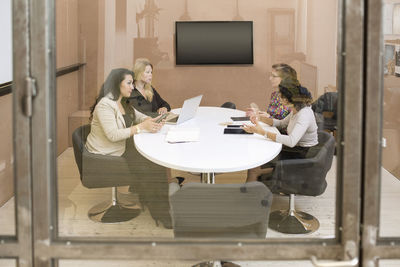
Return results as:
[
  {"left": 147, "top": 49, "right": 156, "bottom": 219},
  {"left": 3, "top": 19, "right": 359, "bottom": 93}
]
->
[{"left": 122, "top": 138, "right": 170, "bottom": 222}]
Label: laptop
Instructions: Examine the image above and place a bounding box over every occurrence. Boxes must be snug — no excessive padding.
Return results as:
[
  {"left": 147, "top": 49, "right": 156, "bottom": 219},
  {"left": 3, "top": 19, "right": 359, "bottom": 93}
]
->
[{"left": 166, "top": 95, "right": 203, "bottom": 124}]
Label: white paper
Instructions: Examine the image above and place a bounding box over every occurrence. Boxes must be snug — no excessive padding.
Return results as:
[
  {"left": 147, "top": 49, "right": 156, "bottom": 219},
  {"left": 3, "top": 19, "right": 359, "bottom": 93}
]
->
[{"left": 165, "top": 127, "right": 200, "bottom": 143}]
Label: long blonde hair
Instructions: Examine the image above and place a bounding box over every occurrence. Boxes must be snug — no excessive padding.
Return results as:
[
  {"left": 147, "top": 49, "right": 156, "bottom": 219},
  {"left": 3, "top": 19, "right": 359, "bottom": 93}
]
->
[{"left": 133, "top": 58, "right": 154, "bottom": 102}]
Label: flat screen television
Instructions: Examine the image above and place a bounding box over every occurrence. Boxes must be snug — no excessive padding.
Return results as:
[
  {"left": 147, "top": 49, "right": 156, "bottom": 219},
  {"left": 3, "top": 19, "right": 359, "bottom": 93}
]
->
[{"left": 175, "top": 21, "right": 253, "bottom": 65}]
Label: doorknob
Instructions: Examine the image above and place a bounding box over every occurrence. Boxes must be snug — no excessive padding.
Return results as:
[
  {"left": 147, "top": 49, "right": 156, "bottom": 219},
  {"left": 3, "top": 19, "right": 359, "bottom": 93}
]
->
[
  {"left": 310, "top": 256, "right": 358, "bottom": 267},
  {"left": 311, "top": 240, "right": 358, "bottom": 267}
]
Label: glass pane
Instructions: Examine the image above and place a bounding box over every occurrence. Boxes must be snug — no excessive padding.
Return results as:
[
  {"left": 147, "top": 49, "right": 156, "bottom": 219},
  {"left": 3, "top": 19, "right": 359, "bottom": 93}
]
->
[
  {"left": 380, "top": 260, "right": 400, "bottom": 267},
  {"left": 0, "top": 260, "right": 16, "bottom": 267},
  {"left": 0, "top": 0, "right": 15, "bottom": 236},
  {"left": 57, "top": 0, "right": 338, "bottom": 240},
  {"left": 380, "top": 1, "right": 400, "bottom": 238}
]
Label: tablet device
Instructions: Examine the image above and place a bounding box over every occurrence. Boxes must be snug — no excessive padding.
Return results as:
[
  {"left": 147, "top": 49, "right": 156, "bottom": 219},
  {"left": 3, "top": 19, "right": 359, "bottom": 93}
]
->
[
  {"left": 231, "top": 116, "right": 250, "bottom": 121},
  {"left": 223, "top": 128, "right": 253, "bottom": 134},
  {"left": 155, "top": 113, "right": 169, "bottom": 123},
  {"left": 227, "top": 125, "right": 241, "bottom": 128}
]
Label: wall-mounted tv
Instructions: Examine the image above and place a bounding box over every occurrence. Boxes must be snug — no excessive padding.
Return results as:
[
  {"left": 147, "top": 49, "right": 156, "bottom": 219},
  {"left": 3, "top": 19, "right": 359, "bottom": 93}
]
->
[{"left": 175, "top": 21, "right": 253, "bottom": 65}]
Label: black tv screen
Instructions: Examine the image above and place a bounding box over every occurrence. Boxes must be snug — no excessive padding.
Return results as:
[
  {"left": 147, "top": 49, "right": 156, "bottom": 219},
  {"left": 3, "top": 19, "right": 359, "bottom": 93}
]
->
[{"left": 175, "top": 21, "right": 253, "bottom": 65}]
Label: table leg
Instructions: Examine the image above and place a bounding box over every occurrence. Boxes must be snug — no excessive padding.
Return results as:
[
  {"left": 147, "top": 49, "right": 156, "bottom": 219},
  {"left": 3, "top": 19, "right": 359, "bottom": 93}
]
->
[{"left": 200, "top": 173, "right": 215, "bottom": 184}]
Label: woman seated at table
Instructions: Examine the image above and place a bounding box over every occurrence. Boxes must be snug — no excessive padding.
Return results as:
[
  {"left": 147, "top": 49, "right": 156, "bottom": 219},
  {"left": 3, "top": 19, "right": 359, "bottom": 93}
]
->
[
  {"left": 246, "top": 63, "right": 293, "bottom": 120},
  {"left": 86, "top": 68, "right": 173, "bottom": 228},
  {"left": 127, "top": 58, "right": 171, "bottom": 118},
  {"left": 242, "top": 70, "right": 318, "bottom": 182}
]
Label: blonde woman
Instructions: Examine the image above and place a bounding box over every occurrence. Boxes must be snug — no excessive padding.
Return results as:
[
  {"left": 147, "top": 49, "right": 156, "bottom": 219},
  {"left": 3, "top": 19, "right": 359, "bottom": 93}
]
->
[
  {"left": 128, "top": 58, "right": 171, "bottom": 117},
  {"left": 246, "top": 63, "right": 293, "bottom": 120}
]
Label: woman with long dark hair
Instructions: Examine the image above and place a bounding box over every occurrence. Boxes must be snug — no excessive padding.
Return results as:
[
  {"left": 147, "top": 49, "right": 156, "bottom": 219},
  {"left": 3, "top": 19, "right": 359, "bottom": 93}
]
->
[{"left": 86, "top": 68, "right": 172, "bottom": 228}]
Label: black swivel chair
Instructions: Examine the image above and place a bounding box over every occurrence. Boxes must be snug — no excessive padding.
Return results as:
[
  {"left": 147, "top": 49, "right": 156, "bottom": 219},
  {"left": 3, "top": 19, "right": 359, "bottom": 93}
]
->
[
  {"left": 170, "top": 181, "right": 272, "bottom": 267},
  {"left": 312, "top": 92, "right": 337, "bottom": 134},
  {"left": 170, "top": 181, "right": 272, "bottom": 239},
  {"left": 262, "top": 131, "right": 335, "bottom": 234},
  {"left": 221, "top": 102, "right": 237, "bottom": 109},
  {"left": 72, "top": 124, "right": 140, "bottom": 223}
]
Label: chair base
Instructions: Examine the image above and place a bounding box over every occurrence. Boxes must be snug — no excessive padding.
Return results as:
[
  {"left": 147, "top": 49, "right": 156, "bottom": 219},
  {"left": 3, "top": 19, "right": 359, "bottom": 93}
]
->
[
  {"left": 268, "top": 209, "right": 319, "bottom": 234},
  {"left": 88, "top": 200, "right": 141, "bottom": 223}
]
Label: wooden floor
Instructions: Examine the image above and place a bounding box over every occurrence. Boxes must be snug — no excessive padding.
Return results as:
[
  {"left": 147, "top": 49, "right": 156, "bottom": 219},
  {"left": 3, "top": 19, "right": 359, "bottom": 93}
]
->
[
  {"left": 57, "top": 148, "right": 337, "bottom": 239},
  {"left": 0, "top": 147, "right": 399, "bottom": 266}
]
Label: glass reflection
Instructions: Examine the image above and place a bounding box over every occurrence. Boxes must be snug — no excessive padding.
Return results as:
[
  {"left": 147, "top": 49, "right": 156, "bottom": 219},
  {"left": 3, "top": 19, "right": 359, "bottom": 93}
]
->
[
  {"left": 0, "top": 0, "right": 15, "bottom": 236},
  {"left": 380, "top": 1, "right": 400, "bottom": 238},
  {"left": 0, "top": 260, "right": 16, "bottom": 267},
  {"left": 380, "top": 260, "right": 400, "bottom": 267},
  {"left": 57, "top": 0, "right": 338, "bottom": 239},
  {"left": 0, "top": 93, "right": 15, "bottom": 236}
]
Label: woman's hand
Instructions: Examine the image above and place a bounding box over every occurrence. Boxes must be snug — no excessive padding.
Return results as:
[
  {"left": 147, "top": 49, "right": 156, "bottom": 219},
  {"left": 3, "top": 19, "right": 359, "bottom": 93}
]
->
[
  {"left": 157, "top": 107, "right": 168, "bottom": 114},
  {"left": 246, "top": 109, "right": 270, "bottom": 120},
  {"left": 249, "top": 114, "right": 259, "bottom": 124},
  {"left": 258, "top": 111, "right": 270, "bottom": 118},
  {"left": 241, "top": 120, "right": 265, "bottom": 136},
  {"left": 139, "top": 116, "right": 165, "bottom": 133},
  {"left": 245, "top": 108, "right": 257, "bottom": 117},
  {"left": 254, "top": 112, "right": 273, "bottom": 125}
]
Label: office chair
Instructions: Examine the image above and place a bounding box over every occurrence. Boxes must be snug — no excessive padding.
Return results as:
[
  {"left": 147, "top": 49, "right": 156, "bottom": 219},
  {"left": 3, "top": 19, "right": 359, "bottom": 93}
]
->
[
  {"left": 72, "top": 124, "right": 140, "bottom": 223},
  {"left": 170, "top": 181, "right": 272, "bottom": 267},
  {"left": 170, "top": 181, "right": 272, "bottom": 238},
  {"left": 261, "top": 131, "right": 335, "bottom": 234},
  {"left": 221, "top": 102, "right": 237, "bottom": 109},
  {"left": 312, "top": 92, "right": 337, "bottom": 134}
]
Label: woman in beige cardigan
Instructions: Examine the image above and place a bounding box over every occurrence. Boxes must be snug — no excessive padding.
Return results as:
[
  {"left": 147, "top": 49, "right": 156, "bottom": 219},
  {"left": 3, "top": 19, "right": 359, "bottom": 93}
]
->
[{"left": 86, "top": 68, "right": 172, "bottom": 228}]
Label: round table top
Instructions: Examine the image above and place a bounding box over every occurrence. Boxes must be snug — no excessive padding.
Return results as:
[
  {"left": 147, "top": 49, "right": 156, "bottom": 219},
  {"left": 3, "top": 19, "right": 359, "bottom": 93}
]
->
[{"left": 134, "top": 106, "right": 282, "bottom": 173}]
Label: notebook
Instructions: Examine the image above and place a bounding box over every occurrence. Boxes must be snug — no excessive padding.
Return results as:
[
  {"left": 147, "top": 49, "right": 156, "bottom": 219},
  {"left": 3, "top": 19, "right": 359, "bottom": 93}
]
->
[
  {"left": 165, "top": 127, "right": 200, "bottom": 143},
  {"left": 166, "top": 95, "right": 203, "bottom": 124}
]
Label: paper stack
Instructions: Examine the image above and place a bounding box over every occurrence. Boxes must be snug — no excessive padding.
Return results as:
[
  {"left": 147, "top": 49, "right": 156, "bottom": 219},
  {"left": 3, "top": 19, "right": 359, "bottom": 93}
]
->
[{"left": 165, "top": 127, "right": 200, "bottom": 143}]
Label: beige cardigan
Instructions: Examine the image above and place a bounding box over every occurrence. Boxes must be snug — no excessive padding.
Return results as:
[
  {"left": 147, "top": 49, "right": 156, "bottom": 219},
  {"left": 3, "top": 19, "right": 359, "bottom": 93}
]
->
[{"left": 86, "top": 96, "right": 148, "bottom": 156}]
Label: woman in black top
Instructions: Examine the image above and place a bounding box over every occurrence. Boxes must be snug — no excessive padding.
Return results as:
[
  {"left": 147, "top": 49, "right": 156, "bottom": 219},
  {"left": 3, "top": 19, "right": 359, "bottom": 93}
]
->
[{"left": 128, "top": 58, "right": 171, "bottom": 118}]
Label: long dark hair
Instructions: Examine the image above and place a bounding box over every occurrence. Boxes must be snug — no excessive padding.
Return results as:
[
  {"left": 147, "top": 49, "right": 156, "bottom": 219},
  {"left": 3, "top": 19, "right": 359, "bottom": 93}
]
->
[
  {"left": 274, "top": 64, "right": 313, "bottom": 111},
  {"left": 89, "top": 68, "right": 135, "bottom": 121},
  {"left": 279, "top": 78, "right": 313, "bottom": 110}
]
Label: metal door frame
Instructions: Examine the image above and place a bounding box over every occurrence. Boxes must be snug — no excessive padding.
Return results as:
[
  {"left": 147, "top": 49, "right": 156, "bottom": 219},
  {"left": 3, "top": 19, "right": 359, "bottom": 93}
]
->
[
  {"left": 362, "top": 0, "right": 400, "bottom": 265},
  {"left": 0, "top": 0, "right": 368, "bottom": 266},
  {"left": 0, "top": 0, "right": 33, "bottom": 266}
]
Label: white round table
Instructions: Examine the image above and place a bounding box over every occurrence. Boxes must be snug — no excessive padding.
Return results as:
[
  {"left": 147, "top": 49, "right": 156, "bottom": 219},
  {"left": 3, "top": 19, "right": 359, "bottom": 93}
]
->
[{"left": 134, "top": 106, "right": 282, "bottom": 183}]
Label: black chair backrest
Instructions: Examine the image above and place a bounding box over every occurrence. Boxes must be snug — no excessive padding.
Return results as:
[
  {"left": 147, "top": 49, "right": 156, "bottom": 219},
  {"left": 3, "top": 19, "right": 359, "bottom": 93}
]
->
[
  {"left": 271, "top": 131, "right": 335, "bottom": 196},
  {"left": 72, "top": 124, "right": 91, "bottom": 177},
  {"left": 220, "top": 102, "right": 236, "bottom": 109},
  {"left": 71, "top": 124, "right": 133, "bottom": 189},
  {"left": 170, "top": 182, "right": 272, "bottom": 239},
  {"left": 312, "top": 92, "right": 338, "bottom": 117}
]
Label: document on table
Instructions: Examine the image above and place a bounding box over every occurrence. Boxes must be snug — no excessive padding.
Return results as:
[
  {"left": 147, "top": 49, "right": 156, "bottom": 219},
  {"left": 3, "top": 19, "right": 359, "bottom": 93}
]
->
[{"left": 165, "top": 127, "right": 200, "bottom": 143}]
